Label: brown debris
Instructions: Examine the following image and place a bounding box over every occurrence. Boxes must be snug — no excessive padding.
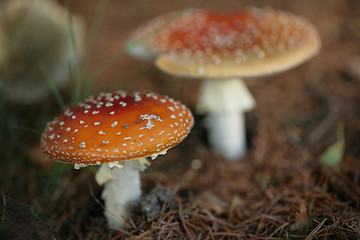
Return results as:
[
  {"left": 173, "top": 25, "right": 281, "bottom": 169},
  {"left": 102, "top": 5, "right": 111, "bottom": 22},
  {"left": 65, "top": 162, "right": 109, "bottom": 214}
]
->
[
  {"left": 289, "top": 203, "right": 310, "bottom": 238},
  {"left": 140, "top": 187, "right": 174, "bottom": 218},
  {"left": 0, "top": 192, "right": 60, "bottom": 240}
]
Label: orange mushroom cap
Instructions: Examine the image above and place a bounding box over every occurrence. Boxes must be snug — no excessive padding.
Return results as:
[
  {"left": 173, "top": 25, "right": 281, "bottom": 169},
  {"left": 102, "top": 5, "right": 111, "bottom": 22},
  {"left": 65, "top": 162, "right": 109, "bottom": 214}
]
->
[
  {"left": 41, "top": 91, "right": 194, "bottom": 166},
  {"left": 128, "top": 8, "right": 321, "bottom": 78}
]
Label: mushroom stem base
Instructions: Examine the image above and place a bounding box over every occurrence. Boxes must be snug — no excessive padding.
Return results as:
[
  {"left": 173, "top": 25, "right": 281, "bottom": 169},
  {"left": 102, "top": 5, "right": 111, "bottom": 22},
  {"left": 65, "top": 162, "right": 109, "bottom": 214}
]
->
[
  {"left": 197, "top": 78, "right": 255, "bottom": 160},
  {"left": 95, "top": 159, "right": 145, "bottom": 227},
  {"left": 205, "top": 112, "right": 247, "bottom": 160}
]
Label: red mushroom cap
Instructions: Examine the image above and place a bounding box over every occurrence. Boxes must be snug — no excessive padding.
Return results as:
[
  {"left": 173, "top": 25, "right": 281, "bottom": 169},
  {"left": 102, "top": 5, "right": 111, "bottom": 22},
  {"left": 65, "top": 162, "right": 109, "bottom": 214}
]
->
[
  {"left": 128, "top": 8, "right": 320, "bottom": 78},
  {"left": 41, "top": 91, "right": 194, "bottom": 166}
]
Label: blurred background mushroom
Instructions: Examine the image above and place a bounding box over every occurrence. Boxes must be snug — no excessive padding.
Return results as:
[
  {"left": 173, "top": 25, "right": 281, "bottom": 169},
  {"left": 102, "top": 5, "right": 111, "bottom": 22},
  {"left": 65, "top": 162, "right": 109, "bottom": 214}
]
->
[
  {"left": 0, "top": 0, "right": 85, "bottom": 104},
  {"left": 127, "top": 8, "right": 321, "bottom": 160}
]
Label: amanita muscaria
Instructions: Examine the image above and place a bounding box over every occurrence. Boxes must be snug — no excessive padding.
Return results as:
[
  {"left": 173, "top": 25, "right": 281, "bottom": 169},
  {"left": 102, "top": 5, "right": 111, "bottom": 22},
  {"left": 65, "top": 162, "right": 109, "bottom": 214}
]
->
[
  {"left": 41, "top": 91, "right": 194, "bottom": 227},
  {"left": 127, "top": 7, "right": 321, "bottom": 160}
]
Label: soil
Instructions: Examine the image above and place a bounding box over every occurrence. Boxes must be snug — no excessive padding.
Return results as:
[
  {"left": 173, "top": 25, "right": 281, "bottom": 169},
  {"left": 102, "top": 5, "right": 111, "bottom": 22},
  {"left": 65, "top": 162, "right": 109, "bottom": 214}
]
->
[{"left": 1, "top": 0, "right": 360, "bottom": 239}]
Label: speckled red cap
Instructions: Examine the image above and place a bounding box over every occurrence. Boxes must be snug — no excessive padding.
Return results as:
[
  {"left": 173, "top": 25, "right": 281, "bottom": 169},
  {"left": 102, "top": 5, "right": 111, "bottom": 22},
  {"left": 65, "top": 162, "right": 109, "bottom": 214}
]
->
[
  {"left": 128, "top": 8, "right": 321, "bottom": 78},
  {"left": 41, "top": 91, "right": 194, "bottom": 167}
]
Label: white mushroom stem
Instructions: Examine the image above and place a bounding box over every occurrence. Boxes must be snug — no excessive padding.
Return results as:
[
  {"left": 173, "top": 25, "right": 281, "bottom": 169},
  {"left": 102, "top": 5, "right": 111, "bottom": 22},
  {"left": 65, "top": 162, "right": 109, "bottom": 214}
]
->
[
  {"left": 95, "top": 158, "right": 150, "bottom": 227},
  {"left": 196, "top": 78, "right": 255, "bottom": 160},
  {"left": 205, "top": 112, "right": 247, "bottom": 160}
]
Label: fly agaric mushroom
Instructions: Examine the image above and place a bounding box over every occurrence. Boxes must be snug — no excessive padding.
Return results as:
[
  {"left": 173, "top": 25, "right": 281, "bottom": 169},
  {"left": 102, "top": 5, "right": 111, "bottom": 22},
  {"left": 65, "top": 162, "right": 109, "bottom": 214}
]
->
[
  {"left": 127, "top": 8, "right": 321, "bottom": 160},
  {"left": 41, "top": 91, "right": 194, "bottom": 227}
]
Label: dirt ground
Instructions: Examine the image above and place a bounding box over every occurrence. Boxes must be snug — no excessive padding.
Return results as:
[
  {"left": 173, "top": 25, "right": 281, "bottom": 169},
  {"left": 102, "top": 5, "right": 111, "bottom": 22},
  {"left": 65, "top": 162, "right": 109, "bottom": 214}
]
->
[{"left": 1, "top": 0, "right": 360, "bottom": 239}]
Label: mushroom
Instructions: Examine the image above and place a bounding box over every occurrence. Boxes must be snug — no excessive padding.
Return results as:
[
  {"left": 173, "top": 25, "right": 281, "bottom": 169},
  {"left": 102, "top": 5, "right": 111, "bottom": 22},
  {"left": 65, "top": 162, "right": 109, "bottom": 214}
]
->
[
  {"left": 127, "top": 8, "right": 321, "bottom": 160},
  {"left": 41, "top": 91, "right": 194, "bottom": 227}
]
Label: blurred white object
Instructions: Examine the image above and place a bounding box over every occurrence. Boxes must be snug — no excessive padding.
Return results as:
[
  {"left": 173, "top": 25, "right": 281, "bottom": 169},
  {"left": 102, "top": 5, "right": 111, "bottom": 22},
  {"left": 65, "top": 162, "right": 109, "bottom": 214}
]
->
[{"left": 0, "top": 0, "right": 85, "bottom": 103}]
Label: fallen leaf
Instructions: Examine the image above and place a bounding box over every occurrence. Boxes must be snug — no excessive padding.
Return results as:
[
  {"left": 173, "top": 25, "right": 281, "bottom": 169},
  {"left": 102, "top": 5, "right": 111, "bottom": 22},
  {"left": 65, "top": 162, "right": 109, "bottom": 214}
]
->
[
  {"left": 320, "top": 124, "right": 345, "bottom": 167},
  {"left": 289, "top": 203, "right": 310, "bottom": 237}
]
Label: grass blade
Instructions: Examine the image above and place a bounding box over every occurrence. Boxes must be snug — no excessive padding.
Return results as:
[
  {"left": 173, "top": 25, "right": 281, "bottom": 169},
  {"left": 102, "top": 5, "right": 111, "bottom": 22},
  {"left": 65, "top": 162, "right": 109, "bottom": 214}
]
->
[{"left": 39, "top": 62, "right": 65, "bottom": 110}]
